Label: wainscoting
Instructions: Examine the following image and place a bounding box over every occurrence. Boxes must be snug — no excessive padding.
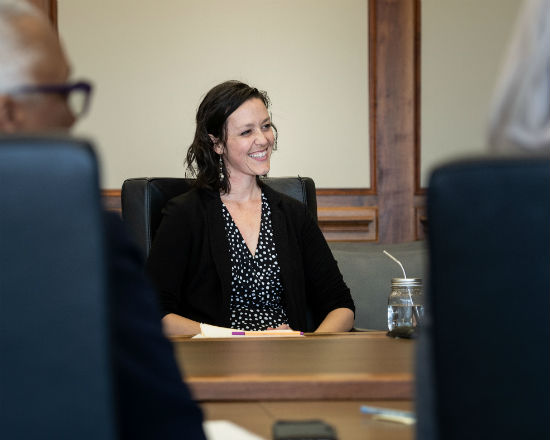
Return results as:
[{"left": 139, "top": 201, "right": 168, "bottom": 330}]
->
[{"left": 102, "top": 189, "right": 427, "bottom": 242}]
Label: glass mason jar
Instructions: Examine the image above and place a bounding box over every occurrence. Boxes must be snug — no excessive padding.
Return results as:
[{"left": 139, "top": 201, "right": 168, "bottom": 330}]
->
[{"left": 387, "top": 278, "right": 424, "bottom": 331}]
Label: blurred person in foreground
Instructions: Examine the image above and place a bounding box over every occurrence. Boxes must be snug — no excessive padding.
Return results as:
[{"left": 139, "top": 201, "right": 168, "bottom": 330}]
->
[
  {"left": 488, "top": 0, "right": 550, "bottom": 155},
  {"left": 0, "top": 1, "right": 206, "bottom": 439},
  {"left": 416, "top": 1, "right": 550, "bottom": 439}
]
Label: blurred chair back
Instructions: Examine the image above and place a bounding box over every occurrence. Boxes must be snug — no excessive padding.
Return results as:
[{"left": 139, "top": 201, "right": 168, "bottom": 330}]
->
[
  {"left": 0, "top": 137, "right": 115, "bottom": 439},
  {"left": 121, "top": 176, "right": 317, "bottom": 259},
  {"left": 421, "top": 158, "right": 549, "bottom": 439}
]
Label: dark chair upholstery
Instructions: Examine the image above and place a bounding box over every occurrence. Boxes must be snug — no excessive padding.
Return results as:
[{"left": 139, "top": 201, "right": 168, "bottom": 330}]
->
[
  {"left": 121, "top": 176, "right": 317, "bottom": 259},
  {"left": 418, "top": 157, "right": 549, "bottom": 439},
  {"left": 0, "top": 136, "right": 115, "bottom": 439}
]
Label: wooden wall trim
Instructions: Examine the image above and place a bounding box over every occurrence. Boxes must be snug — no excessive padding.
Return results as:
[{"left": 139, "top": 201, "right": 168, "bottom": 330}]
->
[
  {"left": 368, "top": 0, "right": 378, "bottom": 196},
  {"left": 102, "top": 189, "right": 122, "bottom": 214},
  {"left": 413, "top": 1, "right": 425, "bottom": 195},
  {"left": 371, "top": 0, "right": 419, "bottom": 243},
  {"left": 318, "top": 206, "right": 378, "bottom": 242},
  {"left": 317, "top": 188, "right": 372, "bottom": 196},
  {"left": 102, "top": 189, "right": 121, "bottom": 197}
]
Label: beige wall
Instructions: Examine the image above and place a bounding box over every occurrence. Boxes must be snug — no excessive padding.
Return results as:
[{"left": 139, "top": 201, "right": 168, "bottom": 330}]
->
[
  {"left": 421, "top": 0, "right": 522, "bottom": 186},
  {"left": 57, "top": 0, "right": 369, "bottom": 190}
]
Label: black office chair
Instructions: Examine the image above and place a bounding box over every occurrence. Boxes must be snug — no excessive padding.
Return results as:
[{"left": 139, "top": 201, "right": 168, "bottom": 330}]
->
[
  {"left": 121, "top": 176, "right": 317, "bottom": 259},
  {"left": 417, "top": 157, "right": 550, "bottom": 439},
  {"left": 0, "top": 136, "right": 115, "bottom": 439}
]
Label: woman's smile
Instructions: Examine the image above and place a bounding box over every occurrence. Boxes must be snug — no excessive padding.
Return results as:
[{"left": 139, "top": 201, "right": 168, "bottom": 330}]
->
[{"left": 248, "top": 149, "right": 268, "bottom": 160}]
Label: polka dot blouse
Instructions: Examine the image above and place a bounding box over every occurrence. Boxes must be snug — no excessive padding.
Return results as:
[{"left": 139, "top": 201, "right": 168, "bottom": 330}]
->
[{"left": 222, "top": 191, "right": 289, "bottom": 331}]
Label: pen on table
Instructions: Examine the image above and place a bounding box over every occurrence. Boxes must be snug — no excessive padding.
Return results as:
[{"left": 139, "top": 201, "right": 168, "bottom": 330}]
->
[
  {"left": 231, "top": 330, "right": 304, "bottom": 336},
  {"left": 360, "top": 405, "right": 416, "bottom": 424}
]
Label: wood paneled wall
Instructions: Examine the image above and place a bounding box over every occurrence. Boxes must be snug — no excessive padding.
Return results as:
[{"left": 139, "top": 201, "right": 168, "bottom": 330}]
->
[
  {"left": 318, "top": 0, "right": 425, "bottom": 243},
  {"left": 81, "top": 0, "right": 424, "bottom": 243},
  {"left": 102, "top": 0, "right": 425, "bottom": 243}
]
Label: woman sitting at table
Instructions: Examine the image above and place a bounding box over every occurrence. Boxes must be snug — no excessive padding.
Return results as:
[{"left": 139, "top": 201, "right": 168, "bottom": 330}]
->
[{"left": 146, "top": 80, "right": 355, "bottom": 336}]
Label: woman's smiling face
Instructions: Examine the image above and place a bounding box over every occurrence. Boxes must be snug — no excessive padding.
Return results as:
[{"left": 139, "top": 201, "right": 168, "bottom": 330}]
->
[{"left": 215, "top": 97, "right": 275, "bottom": 182}]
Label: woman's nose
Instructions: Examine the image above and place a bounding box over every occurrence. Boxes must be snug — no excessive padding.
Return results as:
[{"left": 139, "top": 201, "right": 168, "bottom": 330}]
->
[{"left": 254, "top": 129, "right": 268, "bottom": 145}]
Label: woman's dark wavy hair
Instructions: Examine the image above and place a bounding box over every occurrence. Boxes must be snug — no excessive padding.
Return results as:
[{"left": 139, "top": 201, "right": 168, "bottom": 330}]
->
[{"left": 185, "top": 80, "right": 277, "bottom": 194}]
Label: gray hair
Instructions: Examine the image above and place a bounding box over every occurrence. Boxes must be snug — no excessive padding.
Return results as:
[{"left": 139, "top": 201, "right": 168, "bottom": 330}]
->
[
  {"left": 0, "top": 0, "right": 45, "bottom": 93},
  {"left": 488, "top": 0, "right": 550, "bottom": 155}
]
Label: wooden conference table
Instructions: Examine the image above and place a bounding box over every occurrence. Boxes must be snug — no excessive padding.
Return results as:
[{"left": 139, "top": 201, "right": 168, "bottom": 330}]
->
[{"left": 171, "top": 332, "right": 414, "bottom": 439}]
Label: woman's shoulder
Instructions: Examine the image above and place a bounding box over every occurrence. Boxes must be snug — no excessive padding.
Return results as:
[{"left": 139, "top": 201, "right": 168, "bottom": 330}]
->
[{"left": 163, "top": 186, "right": 217, "bottom": 215}]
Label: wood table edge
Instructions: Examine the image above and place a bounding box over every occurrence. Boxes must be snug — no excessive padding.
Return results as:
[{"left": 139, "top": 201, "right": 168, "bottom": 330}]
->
[{"left": 188, "top": 373, "right": 412, "bottom": 401}]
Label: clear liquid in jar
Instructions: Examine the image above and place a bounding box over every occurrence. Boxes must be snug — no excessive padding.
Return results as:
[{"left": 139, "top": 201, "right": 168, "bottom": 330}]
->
[{"left": 387, "top": 304, "right": 424, "bottom": 331}]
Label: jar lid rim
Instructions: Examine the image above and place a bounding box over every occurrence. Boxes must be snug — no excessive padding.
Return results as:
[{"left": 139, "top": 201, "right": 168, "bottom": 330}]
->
[{"left": 391, "top": 277, "right": 422, "bottom": 286}]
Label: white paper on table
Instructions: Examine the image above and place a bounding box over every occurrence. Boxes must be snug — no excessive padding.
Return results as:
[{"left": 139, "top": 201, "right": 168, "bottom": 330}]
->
[
  {"left": 203, "top": 420, "right": 266, "bottom": 440},
  {"left": 192, "top": 323, "right": 242, "bottom": 338},
  {"left": 192, "top": 323, "right": 304, "bottom": 338}
]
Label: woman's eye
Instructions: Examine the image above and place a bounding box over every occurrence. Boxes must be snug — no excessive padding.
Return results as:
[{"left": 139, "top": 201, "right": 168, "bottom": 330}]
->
[
  {"left": 262, "top": 123, "right": 272, "bottom": 130},
  {"left": 241, "top": 129, "right": 251, "bottom": 136}
]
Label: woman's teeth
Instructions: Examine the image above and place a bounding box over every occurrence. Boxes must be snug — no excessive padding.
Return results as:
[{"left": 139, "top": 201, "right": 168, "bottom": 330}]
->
[{"left": 249, "top": 151, "right": 267, "bottom": 158}]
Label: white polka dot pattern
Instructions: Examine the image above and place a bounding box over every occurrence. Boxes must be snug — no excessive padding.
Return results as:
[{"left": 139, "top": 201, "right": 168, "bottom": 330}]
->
[{"left": 222, "top": 192, "right": 289, "bottom": 331}]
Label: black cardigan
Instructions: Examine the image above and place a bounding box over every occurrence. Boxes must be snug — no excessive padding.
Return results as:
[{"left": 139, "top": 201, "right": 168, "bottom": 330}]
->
[{"left": 146, "top": 183, "right": 354, "bottom": 331}]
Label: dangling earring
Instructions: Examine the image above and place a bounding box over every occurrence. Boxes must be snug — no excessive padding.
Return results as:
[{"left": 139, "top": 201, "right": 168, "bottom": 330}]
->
[{"left": 219, "top": 155, "right": 224, "bottom": 182}]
